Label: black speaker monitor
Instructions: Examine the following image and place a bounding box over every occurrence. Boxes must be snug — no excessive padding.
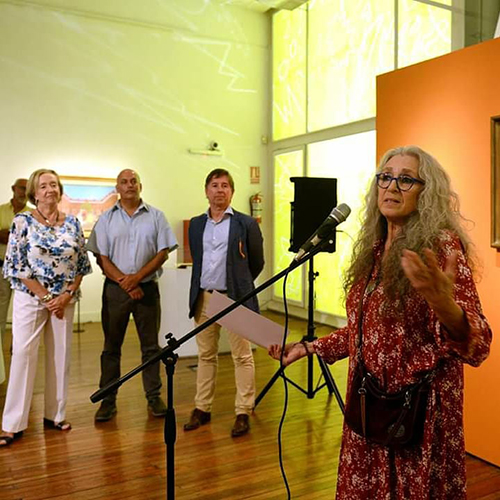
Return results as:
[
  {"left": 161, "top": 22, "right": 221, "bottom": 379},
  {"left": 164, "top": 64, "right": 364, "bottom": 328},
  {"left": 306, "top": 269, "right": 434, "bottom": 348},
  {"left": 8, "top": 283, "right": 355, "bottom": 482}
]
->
[{"left": 289, "top": 177, "right": 338, "bottom": 253}]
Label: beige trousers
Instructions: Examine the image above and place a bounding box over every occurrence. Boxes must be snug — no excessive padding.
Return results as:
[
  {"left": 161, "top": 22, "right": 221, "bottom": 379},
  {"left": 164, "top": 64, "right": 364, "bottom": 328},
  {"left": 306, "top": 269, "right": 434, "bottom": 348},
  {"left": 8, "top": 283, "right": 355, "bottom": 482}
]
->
[
  {"left": 2, "top": 291, "right": 75, "bottom": 433},
  {"left": 194, "top": 290, "right": 255, "bottom": 416}
]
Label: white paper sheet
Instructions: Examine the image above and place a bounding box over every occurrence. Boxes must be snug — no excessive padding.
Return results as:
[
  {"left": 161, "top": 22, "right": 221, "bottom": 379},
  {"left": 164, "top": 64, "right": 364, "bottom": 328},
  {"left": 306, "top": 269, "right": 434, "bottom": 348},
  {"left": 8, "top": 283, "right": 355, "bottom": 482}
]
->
[{"left": 206, "top": 291, "right": 286, "bottom": 349}]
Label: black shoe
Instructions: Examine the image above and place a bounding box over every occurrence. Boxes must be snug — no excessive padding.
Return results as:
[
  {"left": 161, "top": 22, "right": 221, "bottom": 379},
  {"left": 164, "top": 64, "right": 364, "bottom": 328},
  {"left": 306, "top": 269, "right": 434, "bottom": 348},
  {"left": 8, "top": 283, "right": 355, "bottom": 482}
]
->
[
  {"left": 183, "top": 408, "right": 211, "bottom": 431},
  {"left": 148, "top": 397, "right": 167, "bottom": 417},
  {"left": 231, "top": 414, "right": 250, "bottom": 437},
  {"left": 95, "top": 401, "right": 117, "bottom": 422}
]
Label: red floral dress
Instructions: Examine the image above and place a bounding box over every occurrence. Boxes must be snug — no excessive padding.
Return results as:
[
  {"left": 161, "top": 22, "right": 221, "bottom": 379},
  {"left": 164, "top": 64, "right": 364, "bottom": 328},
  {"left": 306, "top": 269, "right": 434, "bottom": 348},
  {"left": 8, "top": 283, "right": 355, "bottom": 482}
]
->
[{"left": 314, "top": 231, "right": 492, "bottom": 500}]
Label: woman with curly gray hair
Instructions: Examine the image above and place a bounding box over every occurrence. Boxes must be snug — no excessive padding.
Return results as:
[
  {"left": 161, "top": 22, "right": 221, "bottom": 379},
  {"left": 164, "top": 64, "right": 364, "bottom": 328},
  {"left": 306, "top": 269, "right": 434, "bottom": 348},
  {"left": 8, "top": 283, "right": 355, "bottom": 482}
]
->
[{"left": 269, "top": 146, "right": 492, "bottom": 499}]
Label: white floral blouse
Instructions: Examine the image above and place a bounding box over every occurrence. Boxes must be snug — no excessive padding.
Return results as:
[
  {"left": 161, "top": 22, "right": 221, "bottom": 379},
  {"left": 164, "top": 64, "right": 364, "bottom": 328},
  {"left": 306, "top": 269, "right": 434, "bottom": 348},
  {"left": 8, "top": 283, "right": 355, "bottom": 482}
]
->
[{"left": 3, "top": 212, "right": 92, "bottom": 297}]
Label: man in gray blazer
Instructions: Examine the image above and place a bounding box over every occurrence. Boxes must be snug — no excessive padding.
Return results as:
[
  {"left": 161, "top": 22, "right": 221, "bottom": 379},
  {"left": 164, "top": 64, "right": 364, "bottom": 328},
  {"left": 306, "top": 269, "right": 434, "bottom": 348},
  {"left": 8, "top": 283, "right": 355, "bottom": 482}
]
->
[{"left": 184, "top": 168, "right": 264, "bottom": 437}]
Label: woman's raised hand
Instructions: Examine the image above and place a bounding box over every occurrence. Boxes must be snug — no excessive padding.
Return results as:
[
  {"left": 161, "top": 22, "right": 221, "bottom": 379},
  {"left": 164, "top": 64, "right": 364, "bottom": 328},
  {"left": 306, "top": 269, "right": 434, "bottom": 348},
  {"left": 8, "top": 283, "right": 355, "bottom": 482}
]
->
[{"left": 401, "top": 248, "right": 457, "bottom": 309}]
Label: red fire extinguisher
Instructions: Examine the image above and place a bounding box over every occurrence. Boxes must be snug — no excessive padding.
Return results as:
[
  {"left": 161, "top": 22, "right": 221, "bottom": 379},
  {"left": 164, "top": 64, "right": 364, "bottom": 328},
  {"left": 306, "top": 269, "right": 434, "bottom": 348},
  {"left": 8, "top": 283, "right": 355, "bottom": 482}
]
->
[{"left": 250, "top": 192, "right": 263, "bottom": 224}]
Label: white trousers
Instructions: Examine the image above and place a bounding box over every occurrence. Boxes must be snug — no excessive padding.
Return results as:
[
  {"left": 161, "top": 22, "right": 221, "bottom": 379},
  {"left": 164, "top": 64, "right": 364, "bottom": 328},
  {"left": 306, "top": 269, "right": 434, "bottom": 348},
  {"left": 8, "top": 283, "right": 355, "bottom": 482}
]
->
[{"left": 2, "top": 291, "right": 75, "bottom": 433}]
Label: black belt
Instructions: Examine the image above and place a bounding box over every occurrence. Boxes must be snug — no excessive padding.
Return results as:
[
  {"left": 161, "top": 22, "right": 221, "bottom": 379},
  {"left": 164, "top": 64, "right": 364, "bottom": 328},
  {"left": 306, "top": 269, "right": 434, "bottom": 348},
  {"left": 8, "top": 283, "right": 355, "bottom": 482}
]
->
[{"left": 201, "top": 289, "right": 227, "bottom": 294}]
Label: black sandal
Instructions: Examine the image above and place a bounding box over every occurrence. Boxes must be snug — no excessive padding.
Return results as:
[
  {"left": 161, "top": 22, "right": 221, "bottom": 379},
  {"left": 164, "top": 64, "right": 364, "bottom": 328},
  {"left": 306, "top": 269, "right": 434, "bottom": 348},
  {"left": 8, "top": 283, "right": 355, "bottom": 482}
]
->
[
  {"left": 0, "top": 431, "right": 24, "bottom": 447},
  {"left": 43, "top": 418, "right": 72, "bottom": 431}
]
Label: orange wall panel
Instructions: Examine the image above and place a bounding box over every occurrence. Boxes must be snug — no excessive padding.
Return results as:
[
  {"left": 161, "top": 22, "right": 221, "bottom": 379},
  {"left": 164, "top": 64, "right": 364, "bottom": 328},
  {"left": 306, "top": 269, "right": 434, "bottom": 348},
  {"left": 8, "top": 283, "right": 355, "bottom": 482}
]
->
[{"left": 377, "top": 38, "right": 500, "bottom": 466}]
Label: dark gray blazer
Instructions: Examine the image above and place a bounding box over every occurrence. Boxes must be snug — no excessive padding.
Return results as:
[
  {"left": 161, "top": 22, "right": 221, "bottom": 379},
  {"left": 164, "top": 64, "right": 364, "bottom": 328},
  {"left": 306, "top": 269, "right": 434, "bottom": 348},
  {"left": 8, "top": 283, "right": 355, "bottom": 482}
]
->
[{"left": 188, "top": 209, "right": 264, "bottom": 318}]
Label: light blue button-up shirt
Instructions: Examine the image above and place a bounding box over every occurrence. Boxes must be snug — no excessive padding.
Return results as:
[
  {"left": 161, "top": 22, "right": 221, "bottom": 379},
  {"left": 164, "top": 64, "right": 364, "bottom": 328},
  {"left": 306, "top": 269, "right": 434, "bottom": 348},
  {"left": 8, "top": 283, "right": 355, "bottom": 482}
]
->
[
  {"left": 200, "top": 206, "right": 233, "bottom": 291},
  {"left": 87, "top": 201, "right": 178, "bottom": 282}
]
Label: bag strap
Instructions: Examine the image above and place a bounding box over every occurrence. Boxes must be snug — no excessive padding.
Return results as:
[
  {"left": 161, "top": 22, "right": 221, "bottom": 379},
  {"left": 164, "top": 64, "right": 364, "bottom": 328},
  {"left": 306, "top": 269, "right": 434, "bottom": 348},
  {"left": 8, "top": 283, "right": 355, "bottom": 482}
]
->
[
  {"left": 355, "top": 265, "right": 377, "bottom": 363},
  {"left": 353, "top": 270, "right": 375, "bottom": 438}
]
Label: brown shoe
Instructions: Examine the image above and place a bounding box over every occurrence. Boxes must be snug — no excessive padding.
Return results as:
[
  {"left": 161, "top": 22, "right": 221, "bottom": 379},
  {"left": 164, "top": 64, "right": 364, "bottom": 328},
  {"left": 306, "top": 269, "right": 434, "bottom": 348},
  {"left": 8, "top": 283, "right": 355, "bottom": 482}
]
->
[
  {"left": 183, "top": 408, "right": 211, "bottom": 431},
  {"left": 231, "top": 414, "right": 250, "bottom": 437}
]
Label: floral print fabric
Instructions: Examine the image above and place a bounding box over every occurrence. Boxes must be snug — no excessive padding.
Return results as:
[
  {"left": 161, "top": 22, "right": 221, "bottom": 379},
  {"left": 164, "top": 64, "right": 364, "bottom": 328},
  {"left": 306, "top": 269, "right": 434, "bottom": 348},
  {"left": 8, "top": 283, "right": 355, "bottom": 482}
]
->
[
  {"left": 3, "top": 212, "right": 92, "bottom": 296},
  {"left": 314, "top": 231, "right": 492, "bottom": 500}
]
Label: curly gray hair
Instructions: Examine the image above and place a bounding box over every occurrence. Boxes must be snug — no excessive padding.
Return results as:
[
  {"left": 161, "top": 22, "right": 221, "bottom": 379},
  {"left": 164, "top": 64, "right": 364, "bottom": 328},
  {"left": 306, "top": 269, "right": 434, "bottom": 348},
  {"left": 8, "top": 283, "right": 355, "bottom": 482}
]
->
[{"left": 343, "top": 145, "right": 474, "bottom": 300}]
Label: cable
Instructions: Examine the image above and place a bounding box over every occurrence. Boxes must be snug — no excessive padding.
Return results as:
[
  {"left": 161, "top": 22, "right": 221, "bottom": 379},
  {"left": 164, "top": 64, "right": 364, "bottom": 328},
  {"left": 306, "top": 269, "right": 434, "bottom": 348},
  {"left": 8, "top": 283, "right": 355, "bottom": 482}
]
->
[{"left": 277, "top": 268, "right": 292, "bottom": 499}]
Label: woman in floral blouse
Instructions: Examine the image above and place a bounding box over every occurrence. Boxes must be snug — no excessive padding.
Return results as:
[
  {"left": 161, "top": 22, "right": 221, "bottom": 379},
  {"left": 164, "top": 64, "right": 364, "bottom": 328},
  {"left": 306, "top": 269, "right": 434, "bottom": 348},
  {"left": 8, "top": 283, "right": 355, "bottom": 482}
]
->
[
  {"left": 0, "top": 169, "right": 91, "bottom": 447},
  {"left": 269, "top": 146, "right": 492, "bottom": 499}
]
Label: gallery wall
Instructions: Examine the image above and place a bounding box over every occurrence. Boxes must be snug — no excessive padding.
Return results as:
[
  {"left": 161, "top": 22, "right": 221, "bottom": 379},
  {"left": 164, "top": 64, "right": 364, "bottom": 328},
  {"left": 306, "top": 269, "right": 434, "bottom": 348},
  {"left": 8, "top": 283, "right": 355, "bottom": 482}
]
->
[
  {"left": 0, "top": 0, "right": 271, "bottom": 321},
  {"left": 377, "top": 37, "right": 500, "bottom": 466}
]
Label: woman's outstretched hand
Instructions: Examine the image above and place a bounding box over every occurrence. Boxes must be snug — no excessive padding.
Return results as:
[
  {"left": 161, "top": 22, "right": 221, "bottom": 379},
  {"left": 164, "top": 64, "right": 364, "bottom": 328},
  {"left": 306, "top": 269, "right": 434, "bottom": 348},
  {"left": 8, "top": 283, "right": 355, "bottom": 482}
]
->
[{"left": 268, "top": 342, "right": 308, "bottom": 366}]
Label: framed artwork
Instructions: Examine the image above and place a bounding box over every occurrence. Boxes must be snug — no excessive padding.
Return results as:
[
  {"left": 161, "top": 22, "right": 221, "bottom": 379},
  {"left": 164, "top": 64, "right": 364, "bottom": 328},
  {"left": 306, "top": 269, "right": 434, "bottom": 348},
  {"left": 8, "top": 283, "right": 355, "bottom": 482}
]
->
[
  {"left": 59, "top": 176, "right": 118, "bottom": 237},
  {"left": 492, "top": 116, "right": 500, "bottom": 248}
]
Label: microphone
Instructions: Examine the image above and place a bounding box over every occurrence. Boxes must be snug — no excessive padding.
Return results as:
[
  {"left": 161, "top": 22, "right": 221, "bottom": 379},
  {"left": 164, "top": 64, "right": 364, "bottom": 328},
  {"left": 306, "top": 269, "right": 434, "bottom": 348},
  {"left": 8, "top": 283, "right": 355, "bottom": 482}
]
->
[{"left": 294, "top": 203, "right": 351, "bottom": 261}]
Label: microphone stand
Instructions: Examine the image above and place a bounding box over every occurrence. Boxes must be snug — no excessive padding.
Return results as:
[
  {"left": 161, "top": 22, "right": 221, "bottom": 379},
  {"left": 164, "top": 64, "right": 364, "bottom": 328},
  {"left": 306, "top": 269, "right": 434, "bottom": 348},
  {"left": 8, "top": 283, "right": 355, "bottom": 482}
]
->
[{"left": 90, "top": 238, "right": 335, "bottom": 500}]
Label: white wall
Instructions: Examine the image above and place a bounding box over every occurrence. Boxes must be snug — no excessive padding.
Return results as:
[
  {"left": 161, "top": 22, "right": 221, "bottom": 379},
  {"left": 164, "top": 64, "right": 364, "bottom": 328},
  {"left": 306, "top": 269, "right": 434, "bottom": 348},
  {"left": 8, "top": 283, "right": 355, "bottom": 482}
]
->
[{"left": 0, "top": 0, "right": 271, "bottom": 322}]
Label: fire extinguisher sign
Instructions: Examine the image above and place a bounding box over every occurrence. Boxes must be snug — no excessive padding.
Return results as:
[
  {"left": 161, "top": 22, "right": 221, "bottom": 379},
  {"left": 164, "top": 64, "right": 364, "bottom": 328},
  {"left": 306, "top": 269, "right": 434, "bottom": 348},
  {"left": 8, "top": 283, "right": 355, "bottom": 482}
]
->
[{"left": 250, "top": 166, "right": 260, "bottom": 184}]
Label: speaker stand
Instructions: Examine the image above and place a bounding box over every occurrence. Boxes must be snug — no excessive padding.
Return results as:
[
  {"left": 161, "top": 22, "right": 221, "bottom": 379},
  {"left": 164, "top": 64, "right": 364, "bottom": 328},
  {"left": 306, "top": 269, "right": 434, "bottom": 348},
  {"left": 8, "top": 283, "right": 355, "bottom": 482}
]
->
[{"left": 255, "top": 256, "right": 344, "bottom": 412}]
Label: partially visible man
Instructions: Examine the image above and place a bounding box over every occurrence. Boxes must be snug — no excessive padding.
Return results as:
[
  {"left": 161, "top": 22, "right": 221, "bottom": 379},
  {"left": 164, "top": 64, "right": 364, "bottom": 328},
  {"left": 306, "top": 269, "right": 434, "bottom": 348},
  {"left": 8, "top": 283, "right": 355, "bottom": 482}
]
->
[
  {"left": 0, "top": 179, "right": 28, "bottom": 341},
  {"left": 87, "top": 169, "right": 178, "bottom": 421},
  {"left": 184, "top": 168, "right": 264, "bottom": 437},
  {"left": 0, "top": 178, "right": 28, "bottom": 385}
]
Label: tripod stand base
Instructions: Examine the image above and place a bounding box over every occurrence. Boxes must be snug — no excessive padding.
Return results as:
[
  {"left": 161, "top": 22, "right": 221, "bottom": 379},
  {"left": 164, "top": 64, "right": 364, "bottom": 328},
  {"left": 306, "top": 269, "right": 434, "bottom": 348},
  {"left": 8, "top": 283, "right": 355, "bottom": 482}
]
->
[
  {"left": 254, "top": 352, "right": 344, "bottom": 414},
  {"left": 255, "top": 256, "right": 344, "bottom": 413}
]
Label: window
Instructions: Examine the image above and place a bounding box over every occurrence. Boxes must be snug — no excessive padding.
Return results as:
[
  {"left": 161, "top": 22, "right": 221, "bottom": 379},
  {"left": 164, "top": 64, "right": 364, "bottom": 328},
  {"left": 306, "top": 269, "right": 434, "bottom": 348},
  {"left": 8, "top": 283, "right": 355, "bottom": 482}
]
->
[
  {"left": 307, "top": 131, "right": 376, "bottom": 315},
  {"left": 273, "top": 149, "right": 304, "bottom": 301},
  {"left": 272, "top": 8, "right": 307, "bottom": 141},
  {"left": 272, "top": 0, "right": 456, "bottom": 319},
  {"left": 308, "top": 0, "right": 394, "bottom": 131}
]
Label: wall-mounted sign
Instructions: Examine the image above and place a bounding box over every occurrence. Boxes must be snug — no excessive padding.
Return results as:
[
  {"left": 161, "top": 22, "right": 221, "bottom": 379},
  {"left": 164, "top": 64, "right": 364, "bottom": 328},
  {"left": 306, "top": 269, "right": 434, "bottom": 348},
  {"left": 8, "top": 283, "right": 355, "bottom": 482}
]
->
[{"left": 250, "top": 166, "right": 260, "bottom": 184}]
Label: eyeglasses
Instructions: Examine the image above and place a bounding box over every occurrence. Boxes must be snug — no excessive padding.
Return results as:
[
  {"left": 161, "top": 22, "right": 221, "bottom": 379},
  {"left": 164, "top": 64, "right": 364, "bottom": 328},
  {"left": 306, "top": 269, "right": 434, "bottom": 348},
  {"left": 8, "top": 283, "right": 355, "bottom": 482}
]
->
[{"left": 375, "top": 173, "right": 425, "bottom": 192}]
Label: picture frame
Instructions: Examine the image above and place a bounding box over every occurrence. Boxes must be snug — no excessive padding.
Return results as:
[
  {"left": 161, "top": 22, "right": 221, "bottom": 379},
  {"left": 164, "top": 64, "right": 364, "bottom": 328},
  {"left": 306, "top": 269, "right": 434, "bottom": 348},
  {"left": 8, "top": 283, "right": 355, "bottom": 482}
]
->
[
  {"left": 59, "top": 176, "right": 118, "bottom": 237},
  {"left": 491, "top": 116, "right": 500, "bottom": 248}
]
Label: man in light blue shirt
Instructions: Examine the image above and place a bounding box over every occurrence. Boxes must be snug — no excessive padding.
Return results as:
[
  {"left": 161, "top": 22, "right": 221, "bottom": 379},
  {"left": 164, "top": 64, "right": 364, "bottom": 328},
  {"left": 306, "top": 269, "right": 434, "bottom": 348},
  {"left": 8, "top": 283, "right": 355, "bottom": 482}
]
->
[
  {"left": 200, "top": 205, "right": 232, "bottom": 292},
  {"left": 87, "top": 169, "right": 178, "bottom": 422}
]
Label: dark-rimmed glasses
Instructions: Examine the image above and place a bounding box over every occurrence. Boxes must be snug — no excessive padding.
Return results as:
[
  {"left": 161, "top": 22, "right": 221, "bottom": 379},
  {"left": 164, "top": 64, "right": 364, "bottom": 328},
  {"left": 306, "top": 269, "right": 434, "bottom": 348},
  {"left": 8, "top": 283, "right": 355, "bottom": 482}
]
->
[{"left": 375, "top": 173, "right": 425, "bottom": 192}]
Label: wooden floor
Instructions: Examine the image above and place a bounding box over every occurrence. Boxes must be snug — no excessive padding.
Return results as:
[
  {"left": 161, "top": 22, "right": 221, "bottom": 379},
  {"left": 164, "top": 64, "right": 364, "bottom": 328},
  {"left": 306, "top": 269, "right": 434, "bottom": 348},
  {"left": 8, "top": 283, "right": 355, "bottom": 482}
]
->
[{"left": 0, "top": 312, "right": 499, "bottom": 499}]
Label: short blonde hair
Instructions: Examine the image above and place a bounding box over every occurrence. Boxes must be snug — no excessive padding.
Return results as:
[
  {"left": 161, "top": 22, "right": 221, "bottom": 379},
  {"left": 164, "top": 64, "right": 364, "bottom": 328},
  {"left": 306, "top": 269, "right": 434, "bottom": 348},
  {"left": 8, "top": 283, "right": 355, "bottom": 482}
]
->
[{"left": 27, "top": 169, "right": 64, "bottom": 205}]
